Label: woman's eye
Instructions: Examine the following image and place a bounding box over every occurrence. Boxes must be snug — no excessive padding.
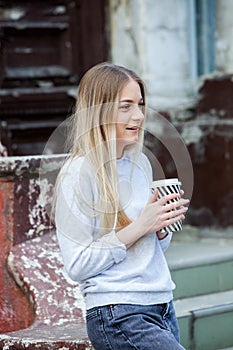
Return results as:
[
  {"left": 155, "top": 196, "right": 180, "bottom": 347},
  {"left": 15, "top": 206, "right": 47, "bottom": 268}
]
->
[
  {"left": 119, "top": 102, "right": 144, "bottom": 111},
  {"left": 120, "top": 104, "right": 131, "bottom": 111}
]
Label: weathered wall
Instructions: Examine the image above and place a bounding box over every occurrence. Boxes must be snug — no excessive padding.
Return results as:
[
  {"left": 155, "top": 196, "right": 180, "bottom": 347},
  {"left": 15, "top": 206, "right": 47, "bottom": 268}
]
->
[
  {"left": 191, "top": 75, "right": 233, "bottom": 226},
  {"left": 109, "top": 0, "right": 233, "bottom": 227},
  {"left": 0, "top": 156, "right": 58, "bottom": 245},
  {"left": 109, "top": 0, "right": 233, "bottom": 105},
  {"left": 0, "top": 155, "right": 65, "bottom": 332},
  {"left": 0, "top": 175, "right": 34, "bottom": 332},
  {"left": 143, "top": 74, "right": 233, "bottom": 227},
  {"left": 215, "top": 0, "right": 233, "bottom": 73},
  {"left": 109, "top": 0, "right": 194, "bottom": 109}
]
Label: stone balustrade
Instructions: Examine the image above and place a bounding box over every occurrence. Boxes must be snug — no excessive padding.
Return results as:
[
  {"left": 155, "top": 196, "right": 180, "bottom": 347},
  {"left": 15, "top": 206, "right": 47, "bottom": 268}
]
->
[{"left": 0, "top": 155, "right": 93, "bottom": 349}]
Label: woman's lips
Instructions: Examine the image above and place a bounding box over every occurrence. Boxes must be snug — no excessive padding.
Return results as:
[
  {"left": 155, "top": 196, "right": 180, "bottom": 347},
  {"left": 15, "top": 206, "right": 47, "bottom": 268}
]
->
[{"left": 126, "top": 126, "right": 139, "bottom": 131}]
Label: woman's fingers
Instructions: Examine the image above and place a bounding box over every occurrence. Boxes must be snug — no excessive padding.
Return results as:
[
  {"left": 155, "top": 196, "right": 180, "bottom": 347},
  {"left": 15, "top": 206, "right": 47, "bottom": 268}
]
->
[
  {"left": 161, "top": 199, "right": 189, "bottom": 226},
  {"left": 158, "top": 192, "right": 181, "bottom": 205},
  {"left": 141, "top": 189, "right": 189, "bottom": 233},
  {"left": 152, "top": 190, "right": 188, "bottom": 207},
  {"left": 163, "top": 198, "right": 189, "bottom": 212},
  {"left": 163, "top": 213, "right": 186, "bottom": 228},
  {"left": 148, "top": 189, "right": 159, "bottom": 204},
  {"left": 167, "top": 206, "right": 188, "bottom": 219}
]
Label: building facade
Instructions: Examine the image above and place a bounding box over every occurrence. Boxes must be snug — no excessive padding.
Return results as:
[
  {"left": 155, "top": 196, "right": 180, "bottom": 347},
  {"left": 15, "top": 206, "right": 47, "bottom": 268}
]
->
[
  {"left": 108, "top": 0, "right": 233, "bottom": 227},
  {"left": 0, "top": 0, "right": 232, "bottom": 226}
]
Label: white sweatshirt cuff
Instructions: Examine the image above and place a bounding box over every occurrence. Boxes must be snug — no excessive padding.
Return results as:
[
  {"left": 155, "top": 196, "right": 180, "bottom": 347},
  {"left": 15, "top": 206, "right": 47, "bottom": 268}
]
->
[{"left": 159, "top": 232, "right": 172, "bottom": 252}]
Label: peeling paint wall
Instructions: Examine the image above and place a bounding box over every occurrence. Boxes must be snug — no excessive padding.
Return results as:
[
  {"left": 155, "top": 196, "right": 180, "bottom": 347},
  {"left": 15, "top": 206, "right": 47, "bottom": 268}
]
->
[
  {"left": 109, "top": 0, "right": 194, "bottom": 109},
  {"left": 0, "top": 155, "right": 64, "bottom": 332},
  {"left": 216, "top": 0, "right": 233, "bottom": 73},
  {"left": 0, "top": 155, "right": 91, "bottom": 347},
  {"left": 0, "top": 177, "right": 34, "bottom": 332},
  {"left": 0, "top": 155, "right": 63, "bottom": 245},
  {"left": 109, "top": 0, "right": 233, "bottom": 108},
  {"left": 144, "top": 76, "right": 233, "bottom": 227},
  {"left": 109, "top": 0, "right": 233, "bottom": 227}
]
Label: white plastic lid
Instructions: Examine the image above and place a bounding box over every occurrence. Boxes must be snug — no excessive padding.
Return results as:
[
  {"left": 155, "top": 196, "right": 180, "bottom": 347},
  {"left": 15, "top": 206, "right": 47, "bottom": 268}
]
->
[{"left": 151, "top": 178, "right": 181, "bottom": 188}]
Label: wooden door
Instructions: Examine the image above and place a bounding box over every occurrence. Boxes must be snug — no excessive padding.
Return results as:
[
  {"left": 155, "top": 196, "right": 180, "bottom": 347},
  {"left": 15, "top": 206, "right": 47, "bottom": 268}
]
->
[{"left": 0, "top": 0, "right": 108, "bottom": 155}]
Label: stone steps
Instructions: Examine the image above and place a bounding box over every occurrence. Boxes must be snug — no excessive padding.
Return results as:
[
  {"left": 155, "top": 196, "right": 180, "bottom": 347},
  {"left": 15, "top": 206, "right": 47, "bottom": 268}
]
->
[
  {"left": 167, "top": 236, "right": 233, "bottom": 299},
  {"left": 166, "top": 227, "right": 233, "bottom": 350},
  {"left": 174, "top": 290, "right": 233, "bottom": 350}
]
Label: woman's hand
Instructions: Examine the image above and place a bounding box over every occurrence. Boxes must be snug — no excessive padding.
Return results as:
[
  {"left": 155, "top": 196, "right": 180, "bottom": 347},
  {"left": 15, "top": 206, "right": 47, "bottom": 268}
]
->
[
  {"left": 116, "top": 189, "right": 189, "bottom": 248},
  {"left": 139, "top": 189, "right": 189, "bottom": 235}
]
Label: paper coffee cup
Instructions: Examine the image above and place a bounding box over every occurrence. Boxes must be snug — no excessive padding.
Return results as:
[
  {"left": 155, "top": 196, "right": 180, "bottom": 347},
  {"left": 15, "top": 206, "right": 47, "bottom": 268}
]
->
[{"left": 150, "top": 178, "right": 182, "bottom": 233}]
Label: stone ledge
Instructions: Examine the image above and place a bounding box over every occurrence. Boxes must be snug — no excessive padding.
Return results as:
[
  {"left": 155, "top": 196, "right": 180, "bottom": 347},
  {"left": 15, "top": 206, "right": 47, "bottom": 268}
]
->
[
  {"left": 174, "top": 290, "right": 233, "bottom": 318},
  {"left": 0, "top": 232, "right": 93, "bottom": 349},
  {"left": 0, "top": 324, "right": 92, "bottom": 349}
]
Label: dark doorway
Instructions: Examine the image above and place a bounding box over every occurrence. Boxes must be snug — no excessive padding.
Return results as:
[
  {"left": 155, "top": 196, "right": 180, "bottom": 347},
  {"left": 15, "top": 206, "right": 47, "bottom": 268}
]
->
[{"left": 0, "top": 0, "right": 108, "bottom": 155}]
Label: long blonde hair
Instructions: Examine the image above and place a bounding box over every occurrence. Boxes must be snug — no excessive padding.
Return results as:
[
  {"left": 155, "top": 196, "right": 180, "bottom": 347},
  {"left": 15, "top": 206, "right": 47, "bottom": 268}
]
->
[{"left": 68, "top": 62, "right": 146, "bottom": 232}]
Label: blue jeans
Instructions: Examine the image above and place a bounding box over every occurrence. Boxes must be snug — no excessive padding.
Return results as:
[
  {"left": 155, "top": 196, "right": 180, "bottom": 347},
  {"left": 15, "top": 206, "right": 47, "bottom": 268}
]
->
[{"left": 86, "top": 301, "right": 186, "bottom": 350}]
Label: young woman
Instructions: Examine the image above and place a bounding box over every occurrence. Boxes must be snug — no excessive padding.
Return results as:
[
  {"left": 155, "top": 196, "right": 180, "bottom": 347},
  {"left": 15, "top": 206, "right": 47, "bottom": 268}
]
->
[{"left": 55, "top": 62, "right": 189, "bottom": 350}]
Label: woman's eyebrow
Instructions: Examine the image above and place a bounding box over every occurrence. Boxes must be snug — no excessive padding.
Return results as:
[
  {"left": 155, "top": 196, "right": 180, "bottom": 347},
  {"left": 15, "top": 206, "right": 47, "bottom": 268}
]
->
[{"left": 119, "top": 98, "right": 144, "bottom": 103}]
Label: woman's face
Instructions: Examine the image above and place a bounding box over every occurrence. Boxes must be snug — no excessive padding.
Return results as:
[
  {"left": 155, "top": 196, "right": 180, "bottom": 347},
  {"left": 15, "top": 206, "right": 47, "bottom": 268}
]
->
[{"left": 116, "top": 79, "right": 144, "bottom": 158}]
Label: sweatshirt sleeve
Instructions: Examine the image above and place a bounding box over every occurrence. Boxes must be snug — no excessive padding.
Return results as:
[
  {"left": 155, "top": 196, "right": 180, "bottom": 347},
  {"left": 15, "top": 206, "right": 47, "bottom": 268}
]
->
[
  {"left": 158, "top": 233, "right": 172, "bottom": 252},
  {"left": 55, "top": 157, "right": 127, "bottom": 282}
]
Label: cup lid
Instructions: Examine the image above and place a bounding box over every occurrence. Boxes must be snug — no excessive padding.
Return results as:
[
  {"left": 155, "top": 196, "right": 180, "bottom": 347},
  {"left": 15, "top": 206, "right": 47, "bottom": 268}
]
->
[{"left": 151, "top": 178, "right": 181, "bottom": 187}]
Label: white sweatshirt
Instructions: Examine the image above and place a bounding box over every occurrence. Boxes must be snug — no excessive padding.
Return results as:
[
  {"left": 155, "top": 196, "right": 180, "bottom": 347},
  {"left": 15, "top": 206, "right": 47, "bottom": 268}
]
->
[{"left": 55, "top": 151, "right": 175, "bottom": 310}]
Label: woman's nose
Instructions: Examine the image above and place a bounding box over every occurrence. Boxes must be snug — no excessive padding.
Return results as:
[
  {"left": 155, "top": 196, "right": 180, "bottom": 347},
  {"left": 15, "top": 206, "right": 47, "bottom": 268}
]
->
[{"left": 132, "top": 105, "right": 144, "bottom": 121}]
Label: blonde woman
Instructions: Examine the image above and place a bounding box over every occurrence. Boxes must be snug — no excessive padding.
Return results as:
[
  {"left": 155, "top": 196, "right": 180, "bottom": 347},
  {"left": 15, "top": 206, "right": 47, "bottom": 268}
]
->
[{"left": 55, "top": 62, "right": 189, "bottom": 350}]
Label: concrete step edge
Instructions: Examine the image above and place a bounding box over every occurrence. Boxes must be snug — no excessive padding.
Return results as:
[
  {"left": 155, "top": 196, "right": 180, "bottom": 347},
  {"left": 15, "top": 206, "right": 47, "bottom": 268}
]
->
[
  {"left": 167, "top": 239, "right": 233, "bottom": 271},
  {"left": 174, "top": 289, "right": 233, "bottom": 318}
]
